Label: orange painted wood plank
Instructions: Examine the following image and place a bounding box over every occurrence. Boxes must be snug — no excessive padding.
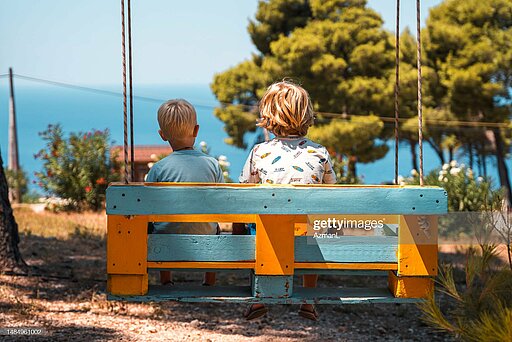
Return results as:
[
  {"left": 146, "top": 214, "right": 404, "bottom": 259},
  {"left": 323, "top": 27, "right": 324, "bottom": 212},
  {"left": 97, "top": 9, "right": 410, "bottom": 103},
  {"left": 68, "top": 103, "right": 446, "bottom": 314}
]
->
[
  {"left": 147, "top": 214, "right": 256, "bottom": 223},
  {"left": 110, "top": 182, "right": 412, "bottom": 188},
  {"left": 107, "top": 274, "right": 148, "bottom": 296},
  {"left": 398, "top": 215, "right": 438, "bottom": 276},
  {"left": 295, "top": 262, "right": 397, "bottom": 270},
  {"left": 107, "top": 215, "right": 148, "bottom": 275},
  {"left": 255, "top": 215, "right": 295, "bottom": 275},
  {"left": 388, "top": 272, "right": 433, "bottom": 298},
  {"left": 147, "top": 261, "right": 255, "bottom": 269}
]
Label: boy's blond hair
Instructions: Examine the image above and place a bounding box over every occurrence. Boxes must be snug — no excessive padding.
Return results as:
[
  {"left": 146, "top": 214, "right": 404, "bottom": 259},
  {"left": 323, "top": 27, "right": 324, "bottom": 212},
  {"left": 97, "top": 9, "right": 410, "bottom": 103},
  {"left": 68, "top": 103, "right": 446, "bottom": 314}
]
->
[
  {"left": 157, "top": 99, "right": 197, "bottom": 140},
  {"left": 258, "top": 81, "right": 314, "bottom": 137}
]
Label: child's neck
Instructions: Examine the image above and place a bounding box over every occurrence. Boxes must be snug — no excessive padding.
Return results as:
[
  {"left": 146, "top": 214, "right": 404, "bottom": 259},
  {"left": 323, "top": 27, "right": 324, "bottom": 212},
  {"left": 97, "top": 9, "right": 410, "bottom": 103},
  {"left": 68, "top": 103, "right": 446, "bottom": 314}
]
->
[{"left": 170, "top": 139, "right": 195, "bottom": 152}]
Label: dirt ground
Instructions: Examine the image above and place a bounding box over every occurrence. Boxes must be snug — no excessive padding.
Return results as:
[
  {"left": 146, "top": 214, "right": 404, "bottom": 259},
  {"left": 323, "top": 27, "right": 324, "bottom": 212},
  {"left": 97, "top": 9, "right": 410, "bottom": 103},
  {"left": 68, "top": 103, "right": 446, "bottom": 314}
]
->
[{"left": 0, "top": 209, "right": 458, "bottom": 341}]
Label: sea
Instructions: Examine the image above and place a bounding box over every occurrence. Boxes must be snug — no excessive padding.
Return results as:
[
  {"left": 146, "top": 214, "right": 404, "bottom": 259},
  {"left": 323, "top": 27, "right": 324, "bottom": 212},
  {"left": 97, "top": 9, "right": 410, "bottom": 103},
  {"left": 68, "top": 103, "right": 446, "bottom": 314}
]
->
[{"left": 0, "top": 82, "right": 509, "bottom": 191}]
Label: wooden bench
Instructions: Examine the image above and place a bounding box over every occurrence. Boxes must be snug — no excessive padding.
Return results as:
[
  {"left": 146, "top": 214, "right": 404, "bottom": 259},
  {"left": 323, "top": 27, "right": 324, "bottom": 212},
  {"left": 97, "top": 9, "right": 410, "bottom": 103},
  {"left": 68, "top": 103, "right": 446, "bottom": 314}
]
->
[{"left": 106, "top": 183, "right": 447, "bottom": 304}]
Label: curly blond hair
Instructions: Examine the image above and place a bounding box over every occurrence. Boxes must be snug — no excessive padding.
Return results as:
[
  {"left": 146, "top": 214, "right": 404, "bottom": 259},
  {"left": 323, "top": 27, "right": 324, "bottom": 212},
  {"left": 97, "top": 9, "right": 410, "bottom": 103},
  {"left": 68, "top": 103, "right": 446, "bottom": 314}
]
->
[{"left": 257, "top": 81, "right": 314, "bottom": 137}]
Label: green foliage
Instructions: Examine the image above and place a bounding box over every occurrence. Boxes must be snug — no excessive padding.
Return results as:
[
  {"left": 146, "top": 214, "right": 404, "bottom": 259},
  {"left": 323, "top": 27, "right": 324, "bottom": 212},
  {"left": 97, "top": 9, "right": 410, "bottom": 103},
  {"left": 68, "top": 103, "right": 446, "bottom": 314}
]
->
[
  {"left": 4, "top": 168, "right": 28, "bottom": 201},
  {"left": 211, "top": 0, "right": 393, "bottom": 175},
  {"left": 405, "top": 161, "right": 498, "bottom": 212},
  {"left": 248, "top": 0, "right": 312, "bottom": 55},
  {"left": 421, "top": 0, "right": 512, "bottom": 186},
  {"left": 308, "top": 115, "right": 388, "bottom": 182},
  {"left": 35, "top": 124, "right": 119, "bottom": 211},
  {"left": 419, "top": 244, "right": 512, "bottom": 341}
]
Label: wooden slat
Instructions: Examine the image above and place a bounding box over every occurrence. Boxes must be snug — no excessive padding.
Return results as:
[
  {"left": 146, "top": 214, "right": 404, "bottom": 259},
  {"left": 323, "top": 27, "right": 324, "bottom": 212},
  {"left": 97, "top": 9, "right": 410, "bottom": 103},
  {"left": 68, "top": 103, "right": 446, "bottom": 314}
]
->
[
  {"left": 107, "top": 285, "right": 419, "bottom": 304},
  {"left": 295, "top": 236, "right": 397, "bottom": 263},
  {"left": 147, "top": 261, "right": 255, "bottom": 269},
  {"left": 398, "top": 215, "right": 438, "bottom": 276},
  {"left": 255, "top": 215, "right": 295, "bottom": 275},
  {"left": 112, "top": 182, "right": 409, "bottom": 188},
  {"left": 147, "top": 235, "right": 397, "bottom": 263},
  {"left": 107, "top": 215, "right": 148, "bottom": 275},
  {"left": 252, "top": 275, "right": 293, "bottom": 298},
  {"left": 148, "top": 235, "right": 255, "bottom": 262},
  {"left": 388, "top": 271, "right": 434, "bottom": 298},
  {"left": 147, "top": 214, "right": 257, "bottom": 223},
  {"left": 106, "top": 184, "right": 447, "bottom": 215},
  {"left": 294, "top": 262, "right": 397, "bottom": 270}
]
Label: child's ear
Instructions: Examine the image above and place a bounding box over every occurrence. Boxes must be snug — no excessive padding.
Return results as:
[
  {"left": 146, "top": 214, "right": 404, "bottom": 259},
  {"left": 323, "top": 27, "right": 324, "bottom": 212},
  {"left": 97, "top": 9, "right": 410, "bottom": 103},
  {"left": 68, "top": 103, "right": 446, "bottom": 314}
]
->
[
  {"left": 158, "top": 130, "right": 167, "bottom": 141},
  {"left": 193, "top": 125, "right": 199, "bottom": 137}
]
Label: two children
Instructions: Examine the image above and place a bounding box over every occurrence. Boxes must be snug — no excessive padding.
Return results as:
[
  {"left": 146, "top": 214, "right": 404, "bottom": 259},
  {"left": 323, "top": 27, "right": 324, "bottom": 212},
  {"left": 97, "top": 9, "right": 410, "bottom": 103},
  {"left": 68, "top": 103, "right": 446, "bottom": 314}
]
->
[{"left": 149, "top": 81, "right": 334, "bottom": 321}]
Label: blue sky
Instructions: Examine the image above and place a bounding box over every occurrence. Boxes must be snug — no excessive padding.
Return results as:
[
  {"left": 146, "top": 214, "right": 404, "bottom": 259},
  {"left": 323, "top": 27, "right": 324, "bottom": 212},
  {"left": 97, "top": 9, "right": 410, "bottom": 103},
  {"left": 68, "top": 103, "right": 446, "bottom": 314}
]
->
[{"left": 0, "top": 0, "right": 442, "bottom": 85}]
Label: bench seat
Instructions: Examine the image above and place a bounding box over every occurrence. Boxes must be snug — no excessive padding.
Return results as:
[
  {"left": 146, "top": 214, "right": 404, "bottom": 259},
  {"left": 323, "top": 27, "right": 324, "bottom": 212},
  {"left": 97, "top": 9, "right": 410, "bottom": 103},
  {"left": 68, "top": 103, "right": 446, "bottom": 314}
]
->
[{"left": 106, "top": 183, "right": 447, "bottom": 303}]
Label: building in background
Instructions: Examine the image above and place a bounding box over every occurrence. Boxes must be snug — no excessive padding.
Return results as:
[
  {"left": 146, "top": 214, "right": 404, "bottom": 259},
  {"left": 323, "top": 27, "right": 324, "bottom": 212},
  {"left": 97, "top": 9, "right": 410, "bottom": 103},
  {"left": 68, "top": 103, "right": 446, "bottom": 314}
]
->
[{"left": 111, "top": 145, "right": 172, "bottom": 182}]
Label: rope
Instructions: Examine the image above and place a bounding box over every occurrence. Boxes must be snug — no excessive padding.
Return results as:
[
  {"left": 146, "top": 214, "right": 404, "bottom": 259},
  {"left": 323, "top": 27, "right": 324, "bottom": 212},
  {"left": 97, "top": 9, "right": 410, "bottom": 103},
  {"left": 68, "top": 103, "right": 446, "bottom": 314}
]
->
[
  {"left": 121, "top": 0, "right": 129, "bottom": 184},
  {"left": 394, "top": 0, "right": 400, "bottom": 185},
  {"left": 128, "top": 0, "right": 134, "bottom": 182},
  {"left": 416, "top": 0, "right": 424, "bottom": 186}
]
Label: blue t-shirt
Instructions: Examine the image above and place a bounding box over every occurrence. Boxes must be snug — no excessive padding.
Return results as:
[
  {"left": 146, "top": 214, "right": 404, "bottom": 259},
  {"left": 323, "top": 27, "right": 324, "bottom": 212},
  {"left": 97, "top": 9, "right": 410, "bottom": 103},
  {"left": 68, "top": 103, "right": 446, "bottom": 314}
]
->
[
  {"left": 146, "top": 149, "right": 224, "bottom": 183},
  {"left": 146, "top": 149, "right": 224, "bottom": 234}
]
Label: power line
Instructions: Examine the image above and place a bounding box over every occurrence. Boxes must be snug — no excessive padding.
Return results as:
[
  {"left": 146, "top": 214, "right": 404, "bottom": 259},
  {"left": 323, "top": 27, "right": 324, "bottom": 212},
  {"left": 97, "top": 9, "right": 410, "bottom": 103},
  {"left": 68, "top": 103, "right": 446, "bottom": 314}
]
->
[{"left": 7, "top": 73, "right": 511, "bottom": 129}]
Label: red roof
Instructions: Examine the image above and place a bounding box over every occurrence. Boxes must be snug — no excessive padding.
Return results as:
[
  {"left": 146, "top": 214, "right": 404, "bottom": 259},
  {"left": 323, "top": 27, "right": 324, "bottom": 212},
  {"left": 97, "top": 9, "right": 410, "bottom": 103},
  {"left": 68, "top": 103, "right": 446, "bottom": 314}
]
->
[{"left": 111, "top": 145, "right": 172, "bottom": 163}]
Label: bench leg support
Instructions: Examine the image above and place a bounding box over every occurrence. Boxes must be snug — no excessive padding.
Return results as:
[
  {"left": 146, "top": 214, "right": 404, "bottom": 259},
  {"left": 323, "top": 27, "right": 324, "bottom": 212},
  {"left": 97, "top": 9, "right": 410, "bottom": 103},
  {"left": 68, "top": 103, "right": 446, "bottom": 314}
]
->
[
  {"left": 251, "top": 273, "right": 293, "bottom": 298},
  {"left": 107, "top": 215, "right": 148, "bottom": 295},
  {"left": 388, "top": 271, "right": 433, "bottom": 298}
]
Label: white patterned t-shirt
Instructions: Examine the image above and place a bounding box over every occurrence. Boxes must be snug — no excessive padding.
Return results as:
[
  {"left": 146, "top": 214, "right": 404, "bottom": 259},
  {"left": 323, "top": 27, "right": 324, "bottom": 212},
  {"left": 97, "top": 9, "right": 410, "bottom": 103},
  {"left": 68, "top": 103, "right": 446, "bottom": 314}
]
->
[{"left": 239, "top": 137, "right": 337, "bottom": 185}]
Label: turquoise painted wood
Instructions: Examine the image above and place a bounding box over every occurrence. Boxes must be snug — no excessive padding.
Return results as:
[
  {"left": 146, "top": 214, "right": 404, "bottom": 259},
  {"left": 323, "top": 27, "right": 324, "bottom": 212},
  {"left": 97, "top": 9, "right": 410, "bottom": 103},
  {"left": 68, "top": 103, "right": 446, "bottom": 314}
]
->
[
  {"left": 107, "top": 285, "right": 420, "bottom": 304},
  {"left": 147, "top": 235, "right": 397, "bottom": 263},
  {"left": 252, "top": 275, "right": 293, "bottom": 298},
  {"left": 148, "top": 235, "right": 255, "bottom": 262},
  {"left": 107, "top": 185, "right": 447, "bottom": 215},
  {"left": 294, "top": 236, "right": 397, "bottom": 263}
]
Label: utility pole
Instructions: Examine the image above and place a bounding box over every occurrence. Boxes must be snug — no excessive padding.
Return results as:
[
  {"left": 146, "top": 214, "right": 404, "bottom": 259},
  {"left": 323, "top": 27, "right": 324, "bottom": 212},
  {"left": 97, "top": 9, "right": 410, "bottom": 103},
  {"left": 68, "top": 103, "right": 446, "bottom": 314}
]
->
[{"left": 7, "top": 68, "right": 20, "bottom": 203}]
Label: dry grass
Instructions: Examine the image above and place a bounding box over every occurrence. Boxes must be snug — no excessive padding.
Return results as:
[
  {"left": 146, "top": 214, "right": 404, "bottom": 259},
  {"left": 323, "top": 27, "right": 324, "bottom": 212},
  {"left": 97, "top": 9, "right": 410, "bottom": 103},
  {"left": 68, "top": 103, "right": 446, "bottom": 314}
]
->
[{"left": 14, "top": 207, "right": 106, "bottom": 240}]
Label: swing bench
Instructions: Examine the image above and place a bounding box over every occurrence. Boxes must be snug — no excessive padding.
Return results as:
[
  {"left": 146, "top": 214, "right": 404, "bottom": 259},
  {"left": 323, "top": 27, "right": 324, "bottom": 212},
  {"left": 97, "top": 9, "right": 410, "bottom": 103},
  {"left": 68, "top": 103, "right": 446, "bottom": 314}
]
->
[
  {"left": 107, "top": 0, "right": 447, "bottom": 304},
  {"left": 106, "top": 183, "right": 447, "bottom": 303}
]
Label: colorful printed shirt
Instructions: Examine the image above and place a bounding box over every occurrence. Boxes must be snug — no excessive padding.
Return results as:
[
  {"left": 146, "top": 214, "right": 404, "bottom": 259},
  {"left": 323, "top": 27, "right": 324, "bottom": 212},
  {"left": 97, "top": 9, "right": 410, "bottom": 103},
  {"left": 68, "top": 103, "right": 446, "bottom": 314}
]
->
[{"left": 239, "top": 137, "right": 337, "bottom": 185}]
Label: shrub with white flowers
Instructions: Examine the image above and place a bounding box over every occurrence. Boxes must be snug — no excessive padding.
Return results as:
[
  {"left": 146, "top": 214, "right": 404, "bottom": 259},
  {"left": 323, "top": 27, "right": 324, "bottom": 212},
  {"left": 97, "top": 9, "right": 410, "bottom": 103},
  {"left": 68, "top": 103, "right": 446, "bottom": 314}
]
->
[{"left": 403, "top": 161, "right": 500, "bottom": 212}]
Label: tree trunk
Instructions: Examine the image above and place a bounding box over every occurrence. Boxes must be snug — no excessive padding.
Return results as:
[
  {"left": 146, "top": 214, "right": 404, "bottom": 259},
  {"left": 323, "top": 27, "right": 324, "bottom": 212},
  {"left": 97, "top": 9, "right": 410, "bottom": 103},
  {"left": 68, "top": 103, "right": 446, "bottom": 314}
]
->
[
  {"left": 477, "top": 150, "right": 483, "bottom": 177},
  {"left": 483, "top": 153, "right": 487, "bottom": 178},
  {"left": 468, "top": 143, "right": 474, "bottom": 170},
  {"left": 348, "top": 155, "right": 357, "bottom": 183},
  {"left": 409, "top": 139, "right": 418, "bottom": 171},
  {"left": 0, "top": 149, "right": 26, "bottom": 273},
  {"left": 492, "top": 128, "right": 512, "bottom": 206},
  {"left": 426, "top": 138, "right": 445, "bottom": 165}
]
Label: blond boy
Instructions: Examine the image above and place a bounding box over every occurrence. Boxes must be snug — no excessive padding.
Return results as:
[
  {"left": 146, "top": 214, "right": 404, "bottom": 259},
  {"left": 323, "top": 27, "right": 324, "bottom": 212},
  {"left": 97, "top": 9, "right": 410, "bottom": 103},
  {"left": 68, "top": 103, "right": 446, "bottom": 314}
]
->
[
  {"left": 239, "top": 81, "right": 336, "bottom": 320},
  {"left": 146, "top": 99, "right": 223, "bottom": 285}
]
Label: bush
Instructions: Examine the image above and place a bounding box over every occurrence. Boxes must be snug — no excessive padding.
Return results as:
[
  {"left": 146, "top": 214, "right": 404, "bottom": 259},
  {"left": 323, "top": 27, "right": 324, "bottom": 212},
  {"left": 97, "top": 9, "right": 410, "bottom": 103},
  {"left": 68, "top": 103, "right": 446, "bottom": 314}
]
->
[
  {"left": 35, "top": 124, "right": 119, "bottom": 211},
  {"left": 4, "top": 168, "right": 28, "bottom": 202},
  {"left": 419, "top": 244, "right": 512, "bottom": 341},
  {"left": 404, "top": 161, "right": 499, "bottom": 212}
]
